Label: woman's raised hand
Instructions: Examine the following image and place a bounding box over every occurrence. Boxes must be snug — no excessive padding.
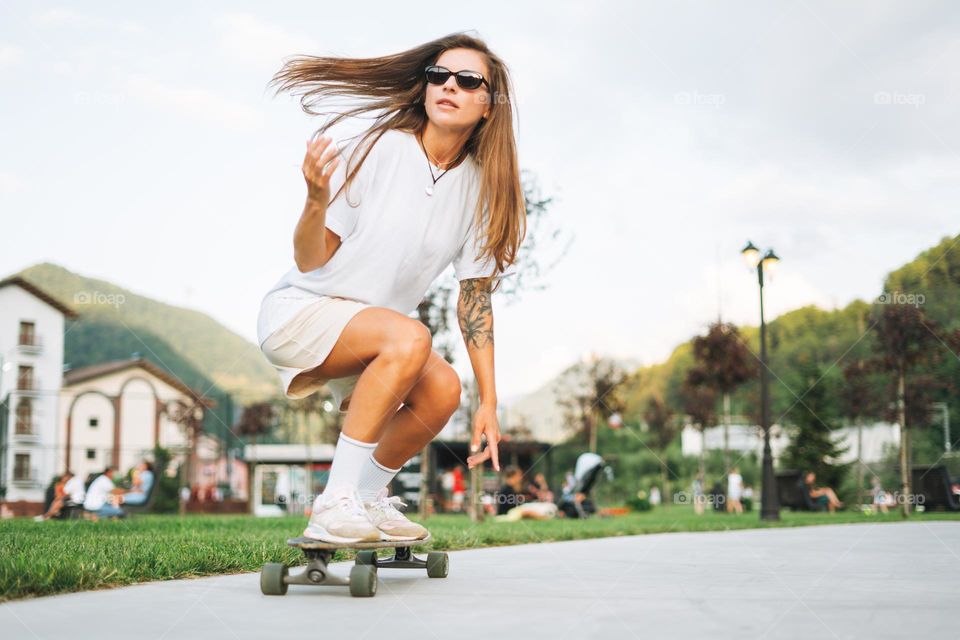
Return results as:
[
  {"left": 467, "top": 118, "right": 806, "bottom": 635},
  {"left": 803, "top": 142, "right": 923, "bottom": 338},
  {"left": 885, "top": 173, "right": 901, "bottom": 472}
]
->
[{"left": 302, "top": 135, "right": 340, "bottom": 204}]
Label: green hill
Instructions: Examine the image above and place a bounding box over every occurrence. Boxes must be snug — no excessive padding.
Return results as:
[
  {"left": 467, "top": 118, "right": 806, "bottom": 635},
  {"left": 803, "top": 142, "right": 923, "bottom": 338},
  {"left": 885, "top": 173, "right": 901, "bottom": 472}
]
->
[{"left": 622, "top": 231, "right": 960, "bottom": 427}]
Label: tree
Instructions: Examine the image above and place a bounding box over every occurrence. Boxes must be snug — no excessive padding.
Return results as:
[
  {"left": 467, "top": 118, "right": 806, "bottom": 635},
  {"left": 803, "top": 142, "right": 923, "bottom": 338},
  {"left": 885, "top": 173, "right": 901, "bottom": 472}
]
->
[
  {"left": 236, "top": 402, "right": 276, "bottom": 445},
  {"left": 558, "top": 356, "right": 629, "bottom": 453},
  {"left": 841, "top": 359, "right": 881, "bottom": 507},
  {"left": 643, "top": 394, "right": 676, "bottom": 506},
  {"left": 870, "top": 302, "right": 944, "bottom": 516},
  {"left": 781, "top": 362, "right": 851, "bottom": 491},
  {"left": 680, "top": 370, "right": 718, "bottom": 478},
  {"left": 688, "top": 322, "right": 755, "bottom": 470}
]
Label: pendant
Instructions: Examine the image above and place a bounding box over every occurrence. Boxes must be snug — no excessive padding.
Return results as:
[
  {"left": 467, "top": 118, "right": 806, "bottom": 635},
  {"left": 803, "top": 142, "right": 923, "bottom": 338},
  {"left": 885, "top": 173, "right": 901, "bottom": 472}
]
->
[{"left": 425, "top": 185, "right": 434, "bottom": 196}]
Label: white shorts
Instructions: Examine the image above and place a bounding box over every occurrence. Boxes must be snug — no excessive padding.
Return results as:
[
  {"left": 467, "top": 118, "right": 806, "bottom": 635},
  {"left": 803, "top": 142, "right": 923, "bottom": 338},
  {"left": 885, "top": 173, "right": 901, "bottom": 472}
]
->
[{"left": 259, "top": 293, "right": 370, "bottom": 411}]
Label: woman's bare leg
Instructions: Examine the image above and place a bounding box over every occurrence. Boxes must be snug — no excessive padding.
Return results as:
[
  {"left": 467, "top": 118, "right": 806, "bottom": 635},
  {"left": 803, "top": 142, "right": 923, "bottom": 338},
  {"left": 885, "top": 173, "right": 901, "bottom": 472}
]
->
[
  {"left": 373, "top": 350, "right": 462, "bottom": 468},
  {"left": 291, "top": 307, "right": 433, "bottom": 443}
]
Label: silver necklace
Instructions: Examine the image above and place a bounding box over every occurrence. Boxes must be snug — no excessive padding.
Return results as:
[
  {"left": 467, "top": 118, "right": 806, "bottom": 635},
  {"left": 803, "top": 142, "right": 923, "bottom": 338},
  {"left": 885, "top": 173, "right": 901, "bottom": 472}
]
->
[{"left": 418, "top": 133, "right": 466, "bottom": 196}]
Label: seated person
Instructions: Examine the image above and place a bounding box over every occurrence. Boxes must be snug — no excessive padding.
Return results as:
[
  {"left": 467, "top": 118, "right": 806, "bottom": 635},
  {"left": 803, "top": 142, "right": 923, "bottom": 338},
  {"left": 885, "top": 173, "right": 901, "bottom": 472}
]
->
[
  {"left": 83, "top": 467, "right": 126, "bottom": 520},
  {"left": 64, "top": 470, "right": 86, "bottom": 506},
  {"left": 804, "top": 471, "right": 844, "bottom": 513},
  {"left": 495, "top": 466, "right": 557, "bottom": 521},
  {"left": 121, "top": 461, "right": 155, "bottom": 505},
  {"left": 496, "top": 466, "right": 527, "bottom": 516},
  {"left": 526, "top": 472, "right": 554, "bottom": 503},
  {"left": 36, "top": 472, "right": 72, "bottom": 521}
]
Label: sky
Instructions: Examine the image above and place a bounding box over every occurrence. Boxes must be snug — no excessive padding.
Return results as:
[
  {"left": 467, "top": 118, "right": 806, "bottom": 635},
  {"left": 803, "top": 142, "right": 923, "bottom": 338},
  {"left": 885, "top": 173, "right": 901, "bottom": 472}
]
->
[{"left": 2, "top": 2, "right": 959, "bottom": 404}]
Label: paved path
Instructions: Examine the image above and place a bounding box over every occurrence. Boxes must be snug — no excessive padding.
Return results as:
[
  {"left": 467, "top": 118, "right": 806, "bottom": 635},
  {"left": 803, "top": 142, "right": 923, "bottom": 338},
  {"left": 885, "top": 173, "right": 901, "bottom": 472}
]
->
[{"left": 3, "top": 521, "right": 957, "bottom": 639}]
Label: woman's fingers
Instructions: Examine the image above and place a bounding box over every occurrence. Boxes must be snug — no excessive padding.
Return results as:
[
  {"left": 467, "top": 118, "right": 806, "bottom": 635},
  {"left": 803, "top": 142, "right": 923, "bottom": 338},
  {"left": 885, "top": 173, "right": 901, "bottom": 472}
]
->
[
  {"left": 467, "top": 448, "right": 491, "bottom": 468},
  {"left": 485, "top": 431, "right": 500, "bottom": 471},
  {"left": 302, "top": 135, "right": 340, "bottom": 193}
]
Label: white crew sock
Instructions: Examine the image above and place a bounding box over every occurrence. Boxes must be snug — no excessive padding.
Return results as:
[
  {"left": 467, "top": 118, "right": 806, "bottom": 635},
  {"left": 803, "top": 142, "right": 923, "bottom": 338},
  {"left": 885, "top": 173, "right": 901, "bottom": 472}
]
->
[
  {"left": 318, "top": 433, "right": 377, "bottom": 506},
  {"left": 357, "top": 452, "right": 402, "bottom": 502}
]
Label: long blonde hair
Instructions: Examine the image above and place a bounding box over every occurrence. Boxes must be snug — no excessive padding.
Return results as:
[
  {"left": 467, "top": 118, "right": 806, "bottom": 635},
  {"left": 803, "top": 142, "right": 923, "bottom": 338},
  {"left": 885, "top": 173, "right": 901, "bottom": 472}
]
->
[{"left": 268, "top": 32, "right": 525, "bottom": 292}]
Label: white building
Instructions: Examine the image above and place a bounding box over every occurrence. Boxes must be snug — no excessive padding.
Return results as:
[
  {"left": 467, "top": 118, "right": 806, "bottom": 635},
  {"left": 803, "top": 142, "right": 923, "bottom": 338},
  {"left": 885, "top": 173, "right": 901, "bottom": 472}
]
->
[
  {"left": 0, "top": 277, "right": 77, "bottom": 514},
  {"left": 680, "top": 420, "right": 901, "bottom": 465},
  {"left": 58, "top": 357, "right": 216, "bottom": 484}
]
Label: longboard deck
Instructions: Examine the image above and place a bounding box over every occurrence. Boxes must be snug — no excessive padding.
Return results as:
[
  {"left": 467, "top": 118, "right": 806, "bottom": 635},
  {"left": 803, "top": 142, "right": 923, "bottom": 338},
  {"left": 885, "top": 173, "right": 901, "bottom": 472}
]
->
[{"left": 287, "top": 532, "right": 432, "bottom": 551}]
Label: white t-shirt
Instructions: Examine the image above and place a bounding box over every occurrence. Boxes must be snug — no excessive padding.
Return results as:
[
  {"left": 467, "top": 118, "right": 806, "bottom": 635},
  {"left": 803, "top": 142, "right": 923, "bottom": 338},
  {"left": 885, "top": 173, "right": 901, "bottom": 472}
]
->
[
  {"left": 257, "top": 128, "right": 515, "bottom": 346},
  {"left": 64, "top": 475, "right": 86, "bottom": 504},
  {"left": 727, "top": 473, "right": 743, "bottom": 499},
  {"left": 83, "top": 474, "right": 115, "bottom": 511}
]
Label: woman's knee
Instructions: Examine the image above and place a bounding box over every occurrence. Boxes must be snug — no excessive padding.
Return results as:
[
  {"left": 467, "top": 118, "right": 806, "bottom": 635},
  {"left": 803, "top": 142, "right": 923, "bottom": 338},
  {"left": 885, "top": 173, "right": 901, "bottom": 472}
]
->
[
  {"left": 412, "top": 359, "right": 461, "bottom": 417},
  {"left": 381, "top": 321, "right": 432, "bottom": 372},
  {"left": 432, "top": 365, "right": 462, "bottom": 416}
]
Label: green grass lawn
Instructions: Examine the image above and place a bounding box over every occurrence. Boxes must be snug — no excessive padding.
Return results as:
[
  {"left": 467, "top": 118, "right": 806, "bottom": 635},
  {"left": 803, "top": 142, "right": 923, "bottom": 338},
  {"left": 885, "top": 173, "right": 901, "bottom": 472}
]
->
[{"left": 3, "top": 508, "right": 958, "bottom": 602}]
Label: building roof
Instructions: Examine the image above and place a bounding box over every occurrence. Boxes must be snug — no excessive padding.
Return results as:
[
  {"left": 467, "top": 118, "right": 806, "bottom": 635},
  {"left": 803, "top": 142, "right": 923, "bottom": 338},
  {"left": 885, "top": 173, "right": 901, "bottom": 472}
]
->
[
  {"left": 0, "top": 276, "right": 79, "bottom": 318},
  {"left": 63, "top": 357, "right": 216, "bottom": 407}
]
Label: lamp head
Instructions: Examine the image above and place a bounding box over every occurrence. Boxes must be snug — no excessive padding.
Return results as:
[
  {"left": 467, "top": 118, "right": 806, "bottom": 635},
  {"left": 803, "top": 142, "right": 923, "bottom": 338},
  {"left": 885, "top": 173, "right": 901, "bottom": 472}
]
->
[
  {"left": 741, "top": 241, "right": 760, "bottom": 269},
  {"left": 761, "top": 249, "right": 780, "bottom": 274}
]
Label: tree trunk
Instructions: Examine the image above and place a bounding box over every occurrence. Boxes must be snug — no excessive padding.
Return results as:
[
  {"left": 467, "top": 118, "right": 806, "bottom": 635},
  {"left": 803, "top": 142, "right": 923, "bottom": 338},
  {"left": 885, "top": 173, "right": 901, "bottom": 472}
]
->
[
  {"left": 699, "top": 428, "right": 706, "bottom": 479},
  {"left": 467, "top": 383, "right": 484, "bottom": 523},
  {"left": 661, "top": 458, "right": 670, "bottom": 508},
  {"left": 897, "top": 368, "right": 911, "bottom": 518},
  {"left": 723, "top": 393, "right": 731, "bottom": 472},
  {"left": 418, "top": 444, "right": 431, "bottom": 519},
  {"left": 588, "top": 409, "right": 597, "bottom": 454},
  {"left": 856, "top": 419, "right": 864, "bottom": 510}
]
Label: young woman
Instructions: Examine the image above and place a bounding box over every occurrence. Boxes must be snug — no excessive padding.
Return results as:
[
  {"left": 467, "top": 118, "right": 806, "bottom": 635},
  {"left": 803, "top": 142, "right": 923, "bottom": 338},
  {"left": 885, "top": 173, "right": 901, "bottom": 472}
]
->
[{"left": 257, "top": 33, "right": 525, "bottom": 543}]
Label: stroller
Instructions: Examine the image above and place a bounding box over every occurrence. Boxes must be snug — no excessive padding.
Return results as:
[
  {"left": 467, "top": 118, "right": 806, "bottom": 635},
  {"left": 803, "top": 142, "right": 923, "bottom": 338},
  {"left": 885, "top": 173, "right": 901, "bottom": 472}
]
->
[{"left": 558, "top": 452, "right": 613, "bottom": 518}]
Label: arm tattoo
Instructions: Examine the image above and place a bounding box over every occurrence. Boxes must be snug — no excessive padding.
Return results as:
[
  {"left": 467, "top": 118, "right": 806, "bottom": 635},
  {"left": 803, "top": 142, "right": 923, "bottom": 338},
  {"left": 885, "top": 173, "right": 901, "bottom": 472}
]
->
[{"left": 458, "top": 277, "right": 494, "bottom": 349}]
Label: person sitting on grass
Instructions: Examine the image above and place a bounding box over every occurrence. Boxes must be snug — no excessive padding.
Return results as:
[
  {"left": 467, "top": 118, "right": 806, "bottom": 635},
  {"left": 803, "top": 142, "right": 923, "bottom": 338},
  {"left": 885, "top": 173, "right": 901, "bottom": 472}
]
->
[
  {"left": 35, "top": 472, "right": 72, "bottom": 521},
  {"left": 526, "top": 472, "right": 554, "bottom": 503},
  {"left": 120, "top": 460, "right": 155, "bottom": 506},
  {"left": 495, "top": 466, "right": 557, "bottom": 521},
  {"left": 83, "top": 467, "right": 126, "bottom": 520},
  {"left": 804, "top": 471, "right": 844, "bottom": 513}
]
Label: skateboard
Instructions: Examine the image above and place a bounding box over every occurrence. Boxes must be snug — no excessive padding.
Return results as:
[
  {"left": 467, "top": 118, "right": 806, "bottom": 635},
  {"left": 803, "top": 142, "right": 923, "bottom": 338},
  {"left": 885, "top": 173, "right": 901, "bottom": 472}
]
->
[{"left": 260, "top": 532, "right": 448, "bottom": 598}]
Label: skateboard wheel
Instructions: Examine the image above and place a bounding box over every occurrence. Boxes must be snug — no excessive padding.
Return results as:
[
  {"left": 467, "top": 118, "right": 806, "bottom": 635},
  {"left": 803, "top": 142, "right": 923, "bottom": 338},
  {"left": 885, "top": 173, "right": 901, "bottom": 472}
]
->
[
  {"left": 260, "top": 563, "right": 288, "bottom": 596},
  {"left": 349, "top": 564, "right": 378, "bottom": 597},
  {"left": 355, "top": 550, "right": 378, "bottom": 567},
  {"left": 426, "top": 552, "right": 448, "bottom": 578}
]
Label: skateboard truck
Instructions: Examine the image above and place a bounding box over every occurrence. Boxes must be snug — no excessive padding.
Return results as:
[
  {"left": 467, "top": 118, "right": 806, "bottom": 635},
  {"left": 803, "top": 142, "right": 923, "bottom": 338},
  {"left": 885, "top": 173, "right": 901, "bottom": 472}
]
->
[{"left": 260, "top": 533, "right": 448, "bottom": 598}]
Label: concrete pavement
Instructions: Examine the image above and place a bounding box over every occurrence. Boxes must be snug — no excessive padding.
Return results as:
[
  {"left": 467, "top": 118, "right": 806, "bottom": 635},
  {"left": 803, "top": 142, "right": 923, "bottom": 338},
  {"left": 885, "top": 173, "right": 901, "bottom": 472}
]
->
[{"left": 3, "top": 521, "right": 958, "bottom": 639}]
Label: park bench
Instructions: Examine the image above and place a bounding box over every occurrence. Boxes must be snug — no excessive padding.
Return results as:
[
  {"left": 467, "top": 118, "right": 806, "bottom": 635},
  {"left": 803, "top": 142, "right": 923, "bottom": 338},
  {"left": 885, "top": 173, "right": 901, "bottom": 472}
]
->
[
  {"left": 775, "top": 469, "right": 826, "bottom": 512},
  {"left": 903, "top": 464, "right": 960, "bottom": 512}
]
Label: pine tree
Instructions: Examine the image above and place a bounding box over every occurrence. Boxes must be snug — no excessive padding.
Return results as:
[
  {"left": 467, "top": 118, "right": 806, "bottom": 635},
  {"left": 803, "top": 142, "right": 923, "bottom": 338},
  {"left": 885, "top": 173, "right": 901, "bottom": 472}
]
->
[{"left": 781, "top": 362, "right": 851, "bottom": 490}]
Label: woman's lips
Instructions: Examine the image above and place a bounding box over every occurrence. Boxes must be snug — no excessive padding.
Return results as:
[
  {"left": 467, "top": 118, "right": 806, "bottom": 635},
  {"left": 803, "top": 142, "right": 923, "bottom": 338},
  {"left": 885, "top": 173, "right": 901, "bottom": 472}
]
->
[{"left": 437, "top": 100, "right": 458, "bottom": 109}]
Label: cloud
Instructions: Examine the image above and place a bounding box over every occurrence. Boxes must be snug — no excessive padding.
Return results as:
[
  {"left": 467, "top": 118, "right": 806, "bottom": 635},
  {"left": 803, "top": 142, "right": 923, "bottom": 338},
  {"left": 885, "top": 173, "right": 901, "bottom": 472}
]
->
[
  {"left": 0, "top": 44, "right": 24, "bottom": 68},
  {"left": 0, "top": 173, "right": 26, "bottom": 194},
  {"left": 125, "top": 74, "right": 264, "bottom": 131},
  {"left": 215, "top": 13, "right": 318, "bottom": 68},
  {"left": 32, "top": 8, "right": 143, "bottom": 34}
]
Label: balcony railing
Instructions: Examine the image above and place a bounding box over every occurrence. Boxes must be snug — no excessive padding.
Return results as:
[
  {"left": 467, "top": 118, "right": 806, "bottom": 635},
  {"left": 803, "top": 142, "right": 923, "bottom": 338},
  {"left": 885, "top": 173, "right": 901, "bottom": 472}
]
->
[
  {"left": 12, "top": 467, "right": 38, "bottom": 484},
  {"left": 13, "top": 421, "right": 40, "bottom": 438},
  {"left": 16, "top": 377, "right": 41, "bottom": 393},
  {"left": 17, "top": 334, "right": 43, "bottom": 354}
]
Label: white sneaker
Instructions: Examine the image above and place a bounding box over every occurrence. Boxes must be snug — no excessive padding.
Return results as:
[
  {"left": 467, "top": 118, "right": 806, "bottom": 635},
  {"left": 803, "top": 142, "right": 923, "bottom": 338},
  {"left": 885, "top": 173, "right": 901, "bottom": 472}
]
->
[
  {"left": 304, "top": 485, "right": 381, "bottom": 543},
  {"left": 363, "top": 488, "right": 429, "bottom": 541}
]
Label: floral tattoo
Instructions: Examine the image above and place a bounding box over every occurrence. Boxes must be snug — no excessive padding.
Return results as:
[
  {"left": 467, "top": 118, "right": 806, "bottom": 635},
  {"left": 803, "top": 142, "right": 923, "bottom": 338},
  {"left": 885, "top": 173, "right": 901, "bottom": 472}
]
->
[{"left": 458, "top": 277, "right": 494, "bottom": 349}]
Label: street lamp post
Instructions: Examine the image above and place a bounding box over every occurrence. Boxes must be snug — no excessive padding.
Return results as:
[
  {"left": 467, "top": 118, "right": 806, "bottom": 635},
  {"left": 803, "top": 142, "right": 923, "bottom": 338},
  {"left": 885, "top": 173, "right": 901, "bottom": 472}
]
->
[{"left": 741, "top": 241, "right": 781, "bottom": 521}]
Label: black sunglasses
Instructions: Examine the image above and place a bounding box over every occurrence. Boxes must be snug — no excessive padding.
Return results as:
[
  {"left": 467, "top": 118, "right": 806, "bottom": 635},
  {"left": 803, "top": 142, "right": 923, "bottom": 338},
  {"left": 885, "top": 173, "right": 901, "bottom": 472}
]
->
[{"left": 424, "top": 65, "right": 489, "bottom": 91}]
